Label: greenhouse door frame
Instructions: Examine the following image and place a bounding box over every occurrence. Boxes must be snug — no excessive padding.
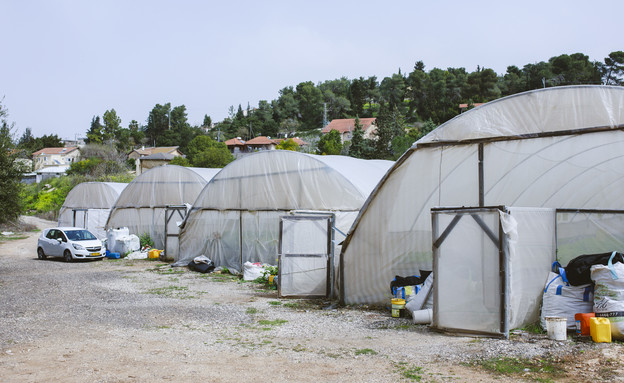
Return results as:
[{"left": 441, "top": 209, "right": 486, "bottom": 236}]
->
[
  {"left": 72, "top": 209, "right": 88, "bottom": 229},
  {"left": 278, "top": 213, "right": 334, "bottom": 299},
  {"left": 431, "top": 206, "right": 509, "bottom": 338},
  {"left": 164, "top": 205, "right": 188, "bottom": 261}
]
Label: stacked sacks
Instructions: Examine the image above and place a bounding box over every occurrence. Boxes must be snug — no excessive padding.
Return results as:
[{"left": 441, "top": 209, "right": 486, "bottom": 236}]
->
[
  {"left": 544, "top": 252, "right": 624, "bottom": 337},
  {"left": 540, "top": 270, "right": 593, "bottom": 330},
  {"left": 591, "top": 252, "right": 624, "bottom": 340}
]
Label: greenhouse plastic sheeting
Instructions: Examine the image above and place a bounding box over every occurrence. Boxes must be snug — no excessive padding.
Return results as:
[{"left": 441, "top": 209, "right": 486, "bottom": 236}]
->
[
  {"left": 106, "top": 165, "right": 220, "bottom": 248},
  {"left": 340, "top": 85, "right": 624, "bottom": 305},
  {"left": 58, "top": 182, "right": 127, "bottom": 239},
  {"left": 178, "top": 151, "right": 393, "bottom": 282}
]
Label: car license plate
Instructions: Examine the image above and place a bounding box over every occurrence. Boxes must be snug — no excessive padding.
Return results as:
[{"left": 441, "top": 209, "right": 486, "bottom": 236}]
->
[{"left": 90, "top": 252, "right": 100, "bottom": 257}]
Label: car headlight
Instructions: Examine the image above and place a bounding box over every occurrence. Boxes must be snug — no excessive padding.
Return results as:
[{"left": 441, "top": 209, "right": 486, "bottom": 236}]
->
[{"left": 72, "top": 243, "right": 85, "bottom": 250}]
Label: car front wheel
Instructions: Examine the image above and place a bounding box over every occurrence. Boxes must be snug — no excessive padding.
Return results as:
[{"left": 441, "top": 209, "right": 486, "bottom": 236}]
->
[
  {"left": 64, "top": 250, "right": 73, "bottom": 263},
  {"left": 37, "top": 247, "right": 47, "bottom": 260}
]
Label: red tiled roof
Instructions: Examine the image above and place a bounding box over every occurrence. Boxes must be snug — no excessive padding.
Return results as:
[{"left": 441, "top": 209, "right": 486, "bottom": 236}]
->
[
  {"left": 32, "top": 147, "right": 78, "bottom": 156},
  {"left": 245, "top": 136, "right": 275, "bottom": 145},
  {"left": 225, "top": 138, "right": 245, "bottom": 146},
  {"left": 132, "top": 146, "right": 179, "bottom": 156},
  {"left": 321, "top": 118, "right": 376, "bottom": 134},
  {"left": 459, "top": 103, "right": 485, "bottom": 109}
]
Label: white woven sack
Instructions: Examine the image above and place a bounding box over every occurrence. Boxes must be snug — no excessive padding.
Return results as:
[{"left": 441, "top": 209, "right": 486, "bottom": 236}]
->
[
  {"left": 540, "top": 272, "right": 593, "bottom": 330},
  {"left": 243, "top": 262, "right": 267, "bottom": 281},
  {"left": 405, "top": 273, "right": 434, "bottom": 314},
  {"left": 591, "top": 259, "right": 624, "bottom": 340}
]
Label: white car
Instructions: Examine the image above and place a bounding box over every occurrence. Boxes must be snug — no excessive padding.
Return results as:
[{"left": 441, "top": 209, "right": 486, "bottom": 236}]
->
[{"left": 37, "top": 227, "right": 105, "bottom": 262}]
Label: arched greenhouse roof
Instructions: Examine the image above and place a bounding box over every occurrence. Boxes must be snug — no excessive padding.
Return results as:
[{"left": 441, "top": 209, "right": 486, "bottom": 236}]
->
[
  {"left": 58, "top": 182, "right": 128, "bottom": 238},
  {"left": 60, "top": 182, "right": 127, "bottom": 211},
  {"left": 189, "top": 150, "right": 394, "bottom": 212},
  {"left": 418, "top": 85, "right": 624, "bottom": 144},
  {"left": 108, "top": 165, "right": 220, "bottom": 212}
]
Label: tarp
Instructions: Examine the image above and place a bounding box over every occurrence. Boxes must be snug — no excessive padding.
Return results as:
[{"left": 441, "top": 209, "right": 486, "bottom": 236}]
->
[{"left": 340, "top": 85, "right": 624, "bottom": 305}]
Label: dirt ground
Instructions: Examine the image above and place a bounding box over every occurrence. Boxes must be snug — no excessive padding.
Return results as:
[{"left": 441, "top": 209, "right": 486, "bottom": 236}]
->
[{"left": 1, "top": 216, "right": 623, "bottom": 382}]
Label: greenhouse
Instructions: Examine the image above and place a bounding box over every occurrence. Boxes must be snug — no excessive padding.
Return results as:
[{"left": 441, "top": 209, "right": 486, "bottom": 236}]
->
[
  {"left": 106, "top": 165, "right": 220, "bottom": 256},
  {"left": 177, "top": 151, "right": 393, "bottom": 287},
  {"left": 58, "top": 182, "right": 127, "bottom": 239},
  {"left": 339, "top": 85, "right": 624, "bottom": 306}
]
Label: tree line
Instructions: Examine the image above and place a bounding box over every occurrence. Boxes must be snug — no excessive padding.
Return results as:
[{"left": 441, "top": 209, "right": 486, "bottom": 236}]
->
[{"left": 76, "top": 51, "right": 623, "bottom": 162}]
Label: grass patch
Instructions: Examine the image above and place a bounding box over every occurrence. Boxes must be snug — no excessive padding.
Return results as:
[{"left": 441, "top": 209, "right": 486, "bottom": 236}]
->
[
  {"left": 0, "top": 234, "right": 28, "bottom": 241},
  {"left": 475, "top": 357, "right": 565, "bottom": 380},
  {"left": 283, "top": 302, "right": 299, "bottom": 309},
  {"left": 394, "top": 362, "right": 423, "bottom": 381},
  {"left": 246, "top": 307, "right": 258, "bottom": 314},
  {"left": 517, "top": 321, "right": 545, "bottom": 334},
  {"left": 292, "top": 344, "right": 307, "bottom": 352},
  {"left": 258, "top": 319, "right": 287, "bottom": 326},
  {"left": 355, "top": 348, "right": 378, "bottom": 356},
  {"left": 210, "top": 274, "right": 240, "bottom": 282},
  {"left": 146, "top": 285, "right": 193, "bottom": 298},
  {"left": 149, "top": 266, "right": 185, "bottom": 275},
  {"left": 268, "top": 300, "right": 282, "bottom": 306}
]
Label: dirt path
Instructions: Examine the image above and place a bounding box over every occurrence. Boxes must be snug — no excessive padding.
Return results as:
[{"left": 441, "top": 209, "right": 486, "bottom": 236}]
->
[{"left": 0, "top": 217, "right": 622, "bottom": 382}]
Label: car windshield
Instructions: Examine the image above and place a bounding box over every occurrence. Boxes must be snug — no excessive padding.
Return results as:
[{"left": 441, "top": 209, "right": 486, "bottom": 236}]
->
[{"left": 64, "top": 230, "right": 97, "bottom": 241}]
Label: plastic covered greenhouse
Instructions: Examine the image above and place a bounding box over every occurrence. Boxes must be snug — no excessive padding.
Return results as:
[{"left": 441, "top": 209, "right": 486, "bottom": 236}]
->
[
  {"left": 340, "top": 85, "right": 624, "bottom": 306},
  {"left": 106, "top": 165, "right": 220, "bottom": 254},
  {"left": 177, "top": 151, "right": 393, "bottom": 282},
  {"left": 58, "top": 182, "right": 127, "bottom": 239}
]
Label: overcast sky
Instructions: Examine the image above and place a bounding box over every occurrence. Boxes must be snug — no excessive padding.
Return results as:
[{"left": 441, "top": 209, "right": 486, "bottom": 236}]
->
[{"left": 1, "top": 0, "right": 622, "bottom": 141}]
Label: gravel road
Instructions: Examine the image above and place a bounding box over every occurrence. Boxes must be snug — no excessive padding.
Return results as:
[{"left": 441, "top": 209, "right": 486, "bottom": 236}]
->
[{"left": 1, "top": 216, "right": 622, "bottom": 382}]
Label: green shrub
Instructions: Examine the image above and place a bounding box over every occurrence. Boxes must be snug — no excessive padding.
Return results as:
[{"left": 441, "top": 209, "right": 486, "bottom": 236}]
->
[{"left": 139, "top": 232, "right": 154, "bottom": 248}]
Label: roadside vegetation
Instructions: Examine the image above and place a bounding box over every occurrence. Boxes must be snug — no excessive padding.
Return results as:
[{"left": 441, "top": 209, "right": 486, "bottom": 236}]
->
[{"left": 20, "top": 144, "right": 134, "bottom": 221}]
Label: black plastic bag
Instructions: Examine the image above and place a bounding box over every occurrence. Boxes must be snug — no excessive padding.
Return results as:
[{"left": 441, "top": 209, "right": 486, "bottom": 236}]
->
[
  {"left": 390, "top": 270, "right": 432, "bottom": 295},
  {"left": 188, "top": 258, "right": 215, "bottom": 273},
  {"left": 564, "top": 252, "right": 624, "bottom": 286}
]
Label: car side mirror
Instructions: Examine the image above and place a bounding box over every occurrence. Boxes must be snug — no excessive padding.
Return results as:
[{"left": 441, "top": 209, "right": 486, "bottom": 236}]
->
[{"left": 57, "top": 238, "right": 63, "bottom": 243}]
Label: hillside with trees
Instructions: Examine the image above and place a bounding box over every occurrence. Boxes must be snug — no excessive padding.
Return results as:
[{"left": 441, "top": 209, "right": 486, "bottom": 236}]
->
[{"left": 208, "top": 52, "right": 622, "bottom": 158}]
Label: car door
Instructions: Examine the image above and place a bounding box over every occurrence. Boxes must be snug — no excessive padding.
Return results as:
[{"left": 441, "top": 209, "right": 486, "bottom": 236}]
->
[
  {"left": 42, "top": 229, "right": 57, "bottom": 256},
  {"left": 49, "top": 229, "right": 65, "bottom": 256}
]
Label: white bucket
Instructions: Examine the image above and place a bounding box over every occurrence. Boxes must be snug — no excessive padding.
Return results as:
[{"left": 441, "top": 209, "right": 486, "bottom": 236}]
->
[
  {"left": 411, "top": 308, "right": 432, "bottom": 324},
  {"left": 545, "top": 316, "right": 567, "bottom": 341}
]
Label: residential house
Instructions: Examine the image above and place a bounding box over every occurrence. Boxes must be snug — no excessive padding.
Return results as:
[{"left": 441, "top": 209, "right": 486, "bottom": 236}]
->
[
  {"left": 244, "top": 136, "right": 278, "bottom": 151},
  {"left": 321, "top": 118, "right": 377, "bottom": 143},
  {"left": 128, "top": 146, "right": 184, "bottom": 174},
  {"left": 31, "top": 147, "right": 80, "bottom": 171},
  {"left": 225, "top": 136, "right": 309, "bottom": 158},
  {"left": 35, "top": 166, "right": 69, "bottom": 184},
  {"left": 224, "top": 137, "right": 246, "bottom": 154}
]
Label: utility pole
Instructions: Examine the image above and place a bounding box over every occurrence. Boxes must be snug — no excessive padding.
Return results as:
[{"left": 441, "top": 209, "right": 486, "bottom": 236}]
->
[{"left": 323, "top": 103, "right": 328, "bottom": 127}]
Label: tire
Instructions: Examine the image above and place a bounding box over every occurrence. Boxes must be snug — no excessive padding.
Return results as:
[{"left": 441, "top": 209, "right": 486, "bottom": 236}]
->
[
  {"left": 64, "top": 250, "right": 73, "bottom": 263},
  {"left": 37, "top": 247, "right": 47, "bottom": 260}
]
